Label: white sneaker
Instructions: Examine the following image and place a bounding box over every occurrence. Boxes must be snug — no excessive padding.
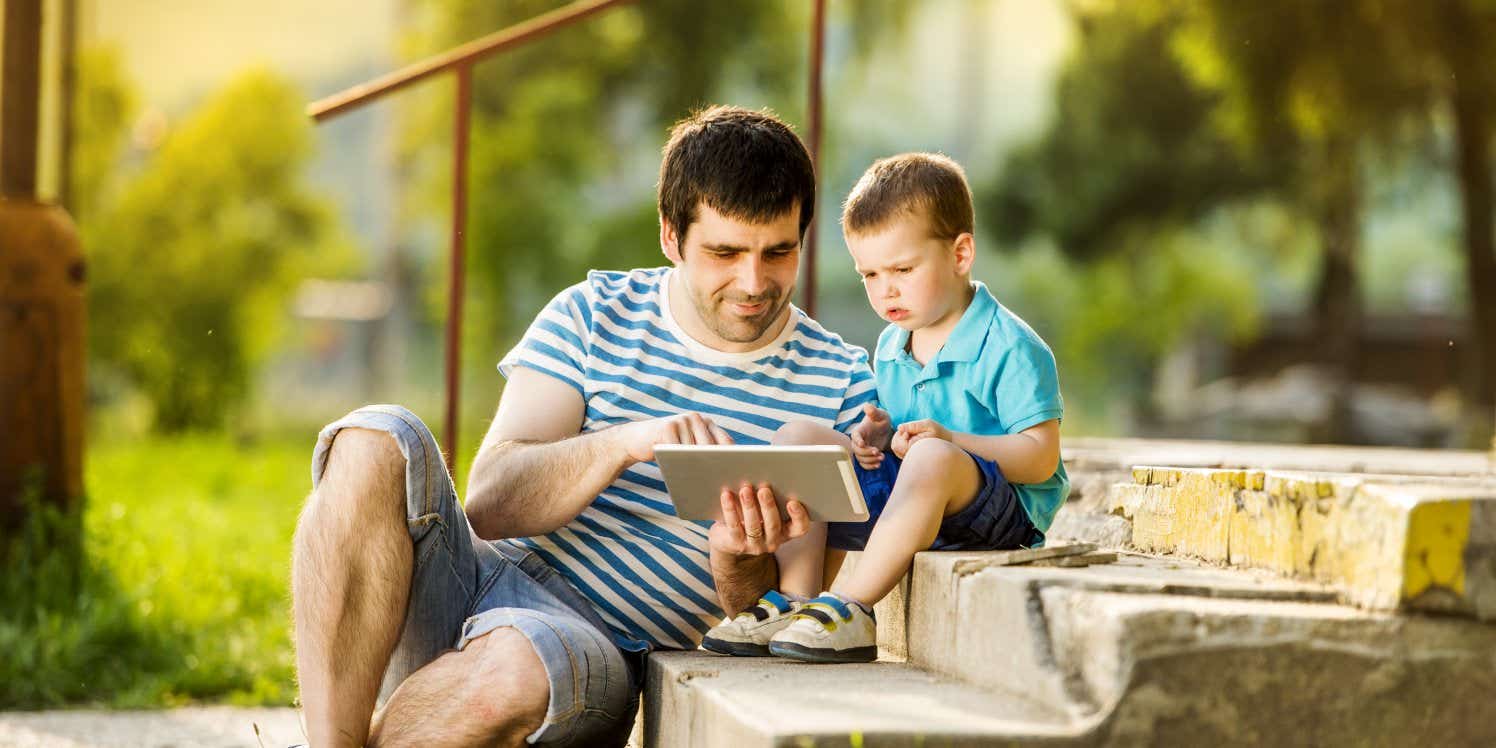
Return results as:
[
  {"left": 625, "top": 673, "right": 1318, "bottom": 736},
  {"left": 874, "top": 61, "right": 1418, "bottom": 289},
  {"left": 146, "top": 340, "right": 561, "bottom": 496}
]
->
[
  {"left": 701, "top": 589, "right": 800, "bottom": 657},
  {"left": 768, "top": 592, "right": 877, "bottom": 663}
]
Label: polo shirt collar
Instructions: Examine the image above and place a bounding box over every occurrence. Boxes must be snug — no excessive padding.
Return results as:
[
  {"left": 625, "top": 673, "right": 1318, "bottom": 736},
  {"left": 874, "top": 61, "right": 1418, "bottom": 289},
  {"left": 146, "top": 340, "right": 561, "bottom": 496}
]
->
[{"left": 874, "top": 281, "right": 998, "bottom": 364}]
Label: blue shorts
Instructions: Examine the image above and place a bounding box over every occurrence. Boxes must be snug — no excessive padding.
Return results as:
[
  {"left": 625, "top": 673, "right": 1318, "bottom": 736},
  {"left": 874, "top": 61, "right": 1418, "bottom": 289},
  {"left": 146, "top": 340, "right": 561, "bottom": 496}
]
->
[
  {"left": 826, "top": 448, "right": 1041, "bottom": 552},
  {"left": 312, "top": 405, "right": 639, "bottom": 746}
]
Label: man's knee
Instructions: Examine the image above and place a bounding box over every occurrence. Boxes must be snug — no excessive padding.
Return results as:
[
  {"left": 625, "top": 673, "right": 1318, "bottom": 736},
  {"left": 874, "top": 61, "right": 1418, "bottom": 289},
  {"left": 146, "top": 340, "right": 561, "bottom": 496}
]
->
[
  {"left": 772, "top": 420, "right": 841, "bottom": 446},
  {"left": 305, "top": 427, "right": 408, "bottom": 523},
  {"left": 458, "top": 628, "right": 549, "bottom": 740}
]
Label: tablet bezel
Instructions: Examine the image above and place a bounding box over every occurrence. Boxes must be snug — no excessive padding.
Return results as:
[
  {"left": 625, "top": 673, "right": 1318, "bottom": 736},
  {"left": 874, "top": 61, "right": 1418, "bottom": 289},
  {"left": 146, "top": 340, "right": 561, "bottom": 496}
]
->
[{"left": 654, "top": 444, "right": 870, "bottom": 524}]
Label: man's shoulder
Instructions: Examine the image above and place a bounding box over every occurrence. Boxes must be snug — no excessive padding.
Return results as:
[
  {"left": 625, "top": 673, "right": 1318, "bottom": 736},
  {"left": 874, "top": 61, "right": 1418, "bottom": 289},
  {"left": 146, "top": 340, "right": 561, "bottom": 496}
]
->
[
  {"left": 582, "top": 267, "right": 667, "bottom": 300},
  {"left": 786, "top": 309, "right": 871, "bottom": 368}
]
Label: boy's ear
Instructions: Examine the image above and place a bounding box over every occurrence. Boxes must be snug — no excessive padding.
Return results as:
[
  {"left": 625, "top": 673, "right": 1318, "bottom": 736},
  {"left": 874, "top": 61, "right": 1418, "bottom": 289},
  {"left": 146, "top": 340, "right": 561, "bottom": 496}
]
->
[
  {"left": 660, "top": 214, "right": 684, "bottom": 265},
  {"left": 952, "top": 232, "right": 975, "bottom": 275}
]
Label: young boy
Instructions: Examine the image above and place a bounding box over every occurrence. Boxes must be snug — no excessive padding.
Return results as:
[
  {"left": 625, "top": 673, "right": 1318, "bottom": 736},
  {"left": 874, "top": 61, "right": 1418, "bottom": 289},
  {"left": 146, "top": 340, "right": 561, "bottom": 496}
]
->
[{"left": 702, "top": 152, "right": 1070, "bottom": 663}]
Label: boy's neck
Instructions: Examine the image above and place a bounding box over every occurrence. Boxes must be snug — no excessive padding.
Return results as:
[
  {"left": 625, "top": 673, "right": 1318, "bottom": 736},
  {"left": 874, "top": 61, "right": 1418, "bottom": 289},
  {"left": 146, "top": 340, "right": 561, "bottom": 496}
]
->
[{"left": 906, "top": 281, "right": 976, "bottom": 365}]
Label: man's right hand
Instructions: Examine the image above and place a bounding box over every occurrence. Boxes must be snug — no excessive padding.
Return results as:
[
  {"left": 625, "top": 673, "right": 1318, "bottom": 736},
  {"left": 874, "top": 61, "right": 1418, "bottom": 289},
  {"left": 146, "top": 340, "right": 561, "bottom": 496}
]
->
[{"left": 614, "top": 412, "right": 735, "bottom": 464}]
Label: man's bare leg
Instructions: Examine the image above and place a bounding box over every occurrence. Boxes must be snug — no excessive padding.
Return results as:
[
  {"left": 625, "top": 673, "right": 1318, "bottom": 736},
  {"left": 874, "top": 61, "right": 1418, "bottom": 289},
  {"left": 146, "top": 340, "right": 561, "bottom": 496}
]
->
[
  {"left": 369, "top": 628, "right": 548, "bottom": 747},
  {"left": 292, "top": 428, "right": 413, "bottom": 748}
]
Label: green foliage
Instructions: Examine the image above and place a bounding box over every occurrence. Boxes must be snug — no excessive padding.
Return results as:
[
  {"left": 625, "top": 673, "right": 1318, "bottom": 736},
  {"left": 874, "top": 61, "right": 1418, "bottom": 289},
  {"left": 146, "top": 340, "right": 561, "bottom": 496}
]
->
[
  {"left": 80, "top": 61, "right": 354, "bottom": 432},
  {"left": 397, "top": 0, "right": 806, "bottom": 355},
  {"left": 0, "top": 434, "right": 305, "bottom": 707},
  {"left": 986, "top": 5, "right": 1286, "bottom": 259}
]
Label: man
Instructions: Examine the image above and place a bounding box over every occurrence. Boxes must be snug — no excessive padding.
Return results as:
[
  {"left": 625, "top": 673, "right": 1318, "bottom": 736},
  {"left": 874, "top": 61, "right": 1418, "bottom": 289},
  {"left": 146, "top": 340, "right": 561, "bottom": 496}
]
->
[{"left": 291, "top": 105, "right": 876, "bottom": 747}]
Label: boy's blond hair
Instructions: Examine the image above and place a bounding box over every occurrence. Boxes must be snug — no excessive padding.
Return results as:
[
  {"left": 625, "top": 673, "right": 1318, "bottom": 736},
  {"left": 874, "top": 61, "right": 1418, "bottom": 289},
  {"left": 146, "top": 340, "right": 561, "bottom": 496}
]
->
[{"left": 841, "top": 152, "right": 974, "bottom": 241}]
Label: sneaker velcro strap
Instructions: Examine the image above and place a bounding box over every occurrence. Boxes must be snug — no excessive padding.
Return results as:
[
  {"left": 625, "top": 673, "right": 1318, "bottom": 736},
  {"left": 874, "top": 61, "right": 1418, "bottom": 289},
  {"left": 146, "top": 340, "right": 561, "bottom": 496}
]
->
[
  {"left": 760, "top": 589, "right": 792, "bottom": 614},
  {"left": 796, "top": 606, "right": 839, "bottom": 627},
  {"left": 807, "top": 594, "right": 853, "bottom": 620}
]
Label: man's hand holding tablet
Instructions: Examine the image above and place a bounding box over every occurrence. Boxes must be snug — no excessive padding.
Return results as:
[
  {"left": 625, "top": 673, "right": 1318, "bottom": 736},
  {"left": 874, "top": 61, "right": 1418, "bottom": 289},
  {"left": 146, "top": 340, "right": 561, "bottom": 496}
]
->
[{"left": 609, "top": 412, "right": 811, "bottom": 556}]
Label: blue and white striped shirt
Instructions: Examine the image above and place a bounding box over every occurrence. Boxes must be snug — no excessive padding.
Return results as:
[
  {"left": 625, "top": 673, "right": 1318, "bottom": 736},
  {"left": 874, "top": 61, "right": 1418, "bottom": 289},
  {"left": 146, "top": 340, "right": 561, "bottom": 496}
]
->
[{"left": 497, "top": 267, "right": 877, "bottom": 651}]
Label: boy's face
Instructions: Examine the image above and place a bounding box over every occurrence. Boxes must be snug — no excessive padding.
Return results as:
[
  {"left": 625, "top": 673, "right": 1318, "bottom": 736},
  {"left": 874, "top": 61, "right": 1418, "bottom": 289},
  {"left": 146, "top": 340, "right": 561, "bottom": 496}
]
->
[
  {"left": 846, "top": 213, "right": 973, "bottom": 332},
  {"left": 661, "top": 201, "right": 801, "bottom": 350}
]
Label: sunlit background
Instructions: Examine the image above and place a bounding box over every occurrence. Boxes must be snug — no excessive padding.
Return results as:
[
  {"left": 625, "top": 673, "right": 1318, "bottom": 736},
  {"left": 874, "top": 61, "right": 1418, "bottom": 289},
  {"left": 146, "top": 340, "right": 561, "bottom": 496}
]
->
[{"left": 5, "top": 0, "right": 1493, "bottom": 708}]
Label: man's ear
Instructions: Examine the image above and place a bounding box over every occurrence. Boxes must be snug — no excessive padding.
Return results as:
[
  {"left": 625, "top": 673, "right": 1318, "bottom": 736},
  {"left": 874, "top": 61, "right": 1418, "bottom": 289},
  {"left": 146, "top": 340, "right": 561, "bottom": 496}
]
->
[
  {"left": 952, "top": 232, "right": 976, "bottom": 275},
  {"left": 660, "top": 214, "right": 684, "bottom": 265}
]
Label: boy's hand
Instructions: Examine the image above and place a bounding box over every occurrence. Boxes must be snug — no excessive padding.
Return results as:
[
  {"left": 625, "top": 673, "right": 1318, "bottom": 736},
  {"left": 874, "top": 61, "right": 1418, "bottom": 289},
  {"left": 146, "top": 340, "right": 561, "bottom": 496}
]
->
[
  {"left": 891, "top": 419, "right": 952, "bottom": 459},
  {"left": 849, "top": 403, "right": 892, "bottom": 469}
]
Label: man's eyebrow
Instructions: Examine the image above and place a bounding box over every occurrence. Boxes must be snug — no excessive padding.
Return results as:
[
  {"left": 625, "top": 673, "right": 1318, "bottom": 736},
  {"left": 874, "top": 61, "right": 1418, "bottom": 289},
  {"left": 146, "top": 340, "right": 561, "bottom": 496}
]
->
[{"left": 700, "top": 241, "right": 799, "bottom": 253}]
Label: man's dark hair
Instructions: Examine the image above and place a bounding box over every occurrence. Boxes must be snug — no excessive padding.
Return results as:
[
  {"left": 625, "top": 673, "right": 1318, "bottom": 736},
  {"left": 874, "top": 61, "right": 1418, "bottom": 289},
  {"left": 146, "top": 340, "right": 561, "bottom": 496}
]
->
[
  {"left": 658, "top": 105, "right": 816, "bottom": 245},
  {"left": 842, "top": 152, "right": 974, "bottom": 241}
]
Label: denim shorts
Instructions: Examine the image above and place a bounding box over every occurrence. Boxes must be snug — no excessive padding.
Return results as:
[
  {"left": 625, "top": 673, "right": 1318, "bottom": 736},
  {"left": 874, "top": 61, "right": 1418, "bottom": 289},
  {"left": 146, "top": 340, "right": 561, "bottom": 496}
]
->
[
  {"left": 826, "top": 448, "right": 1041, "bottom": 552},
  {"left": 311, "top": 405, "right": 639, "bottom": 746}
]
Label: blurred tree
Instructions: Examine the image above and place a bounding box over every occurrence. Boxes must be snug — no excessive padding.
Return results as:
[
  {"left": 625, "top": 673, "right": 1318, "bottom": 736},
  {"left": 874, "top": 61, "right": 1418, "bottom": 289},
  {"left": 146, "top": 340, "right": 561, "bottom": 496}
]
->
[
  {"left": 395, "top": 0, "right": 866, "bottom": 374},
  {"left": 983, "top": 4, "right": 1278, "bottom": 426},
  {"left": 81, "top": 65, "right": 353, "bottom": 432},
  {"left": 1397, "top": 0, "right": 1496, "bottom": 433},
  {"left": 989, "top": 1, "right": 1450, "bottom": 441},
  {"left": 1175, "top": 0, "right": 1433, "bottom": 441}
]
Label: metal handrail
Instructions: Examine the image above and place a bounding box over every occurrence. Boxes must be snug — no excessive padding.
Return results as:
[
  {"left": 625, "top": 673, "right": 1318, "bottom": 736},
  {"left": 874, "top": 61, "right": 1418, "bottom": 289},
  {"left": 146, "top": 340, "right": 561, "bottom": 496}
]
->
[
  {"left": 308, "top": 0, "right": 634, "bottom": 121},
  {"left": 308, "top": 0, "right": 826, "bottom": 469}
]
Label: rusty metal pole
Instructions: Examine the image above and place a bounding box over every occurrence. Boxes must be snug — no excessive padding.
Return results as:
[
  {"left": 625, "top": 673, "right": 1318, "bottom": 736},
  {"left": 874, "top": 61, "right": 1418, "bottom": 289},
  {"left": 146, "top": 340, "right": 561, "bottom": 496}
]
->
[
  {"left": 2, "top": 0, "right": 87, "bottom": 550},
  {"left": 443, "top": 65, "right": 473, "bottom": 470},
  {"left": 3, "top": 0, "right": 43, "bottom": 197},
  {"left": 803, "top": 0, "right": 826, "bottom": 318}
]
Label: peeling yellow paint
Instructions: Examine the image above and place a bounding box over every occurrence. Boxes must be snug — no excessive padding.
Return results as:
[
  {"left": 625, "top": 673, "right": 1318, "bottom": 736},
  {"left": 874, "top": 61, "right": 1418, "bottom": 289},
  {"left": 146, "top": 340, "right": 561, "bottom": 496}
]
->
[{"left": 1404, "top": 501, "right": 1471, "bottom": 599}]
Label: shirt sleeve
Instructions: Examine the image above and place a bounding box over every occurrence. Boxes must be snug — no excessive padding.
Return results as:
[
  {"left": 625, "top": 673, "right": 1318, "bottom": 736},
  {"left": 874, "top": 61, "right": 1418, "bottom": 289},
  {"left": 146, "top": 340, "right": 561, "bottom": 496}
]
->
[
  {"left": 832, "top": 345, "right": 879, "bottom": 434},
  {"left": 497, "top": 280, "right": 594, "bottom": 396},
  {"left": 995, "top": 338, "right": 1064, "bottom": 435}
]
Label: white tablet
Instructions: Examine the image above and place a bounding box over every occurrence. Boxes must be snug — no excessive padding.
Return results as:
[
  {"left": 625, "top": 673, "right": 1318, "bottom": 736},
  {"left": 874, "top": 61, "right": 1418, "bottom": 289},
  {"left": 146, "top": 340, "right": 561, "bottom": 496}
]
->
[{"left": 655, "top": 444, "right": 870, "bottom": 523}]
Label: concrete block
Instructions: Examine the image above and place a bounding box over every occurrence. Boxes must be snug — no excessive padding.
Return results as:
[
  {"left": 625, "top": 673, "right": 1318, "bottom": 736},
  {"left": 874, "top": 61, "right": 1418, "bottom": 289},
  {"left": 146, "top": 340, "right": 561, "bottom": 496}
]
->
[
  {"left": 1107, "top": 467, "right": 1496, "bottom": 620},
  {"left": 644, "top": 651, "right": 1078, "bottom": 747}
]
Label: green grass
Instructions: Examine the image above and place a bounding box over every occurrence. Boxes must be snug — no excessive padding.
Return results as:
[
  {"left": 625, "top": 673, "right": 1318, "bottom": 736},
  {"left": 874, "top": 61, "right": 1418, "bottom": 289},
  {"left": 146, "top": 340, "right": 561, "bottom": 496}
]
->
[{"left": 1, "top": 432, "right": 311, "bottom": 708}]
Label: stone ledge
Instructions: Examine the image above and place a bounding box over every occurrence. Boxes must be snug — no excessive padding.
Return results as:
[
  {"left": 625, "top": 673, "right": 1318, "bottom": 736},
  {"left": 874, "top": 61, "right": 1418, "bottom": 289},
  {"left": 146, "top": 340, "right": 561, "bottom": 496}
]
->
[
  {"left": 644, "top": 650, "right": 1080, "bottom": 747},
  {"left": 1108, "top": 467, "right": 1496, "bottom": 619}
]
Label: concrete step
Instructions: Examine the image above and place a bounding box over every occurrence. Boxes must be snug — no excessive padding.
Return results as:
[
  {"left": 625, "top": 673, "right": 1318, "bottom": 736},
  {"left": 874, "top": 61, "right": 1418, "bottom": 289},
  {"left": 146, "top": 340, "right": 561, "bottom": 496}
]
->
[
  {"left": 881, "top": 551, "right": 1496, "bottom": 744},
  {"left": 644, "top": 650, "right": 1083, "bottom": 747},
  {"left": 1108, "top": 466, "right": 1496, "bottom": 619}
]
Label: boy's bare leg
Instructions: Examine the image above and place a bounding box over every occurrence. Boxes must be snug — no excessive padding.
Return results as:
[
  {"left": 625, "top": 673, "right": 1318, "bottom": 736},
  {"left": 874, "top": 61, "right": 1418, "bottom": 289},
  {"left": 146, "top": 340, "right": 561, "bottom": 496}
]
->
[
  {"left": 821, "top": 548, "right": 849, "bottom": 592},
  {"left": 774, "top": 522, "right": 827, "bottom": 598},
  {"left": 292, "top": 428, "right": 413, "bottom": 748},
  {"left": 368, "top": 628, "right": 548, "bottom": 747},
  {"left": 834, "top": 438, "right": 981, "bottom": 606},
  {"left": 770, "top": 421, "right": 854, "bottom": 598}
]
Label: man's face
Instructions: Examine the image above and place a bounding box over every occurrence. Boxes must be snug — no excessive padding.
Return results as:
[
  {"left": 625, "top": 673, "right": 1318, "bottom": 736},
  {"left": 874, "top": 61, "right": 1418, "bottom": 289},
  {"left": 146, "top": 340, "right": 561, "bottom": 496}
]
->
[{"left": 662, "top": 202, "right": 801, "bottom": 350}]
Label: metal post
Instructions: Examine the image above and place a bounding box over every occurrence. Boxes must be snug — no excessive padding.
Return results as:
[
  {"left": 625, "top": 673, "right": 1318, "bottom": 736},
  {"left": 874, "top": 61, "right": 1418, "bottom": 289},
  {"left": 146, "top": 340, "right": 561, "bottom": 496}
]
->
[
  {"left": 2, "top": 0, "right": 43, "bottom": 197},
  {"left": 803, "top": 0, "right": 826, "bottom": 318},
  {"left": 444, "top": 65, "right": 472, "bottom": 470}
]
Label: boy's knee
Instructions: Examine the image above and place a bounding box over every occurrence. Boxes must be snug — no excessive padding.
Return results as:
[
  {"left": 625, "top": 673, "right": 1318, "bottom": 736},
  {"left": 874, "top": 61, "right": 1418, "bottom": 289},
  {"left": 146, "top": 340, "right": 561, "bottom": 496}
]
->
[
  {"left": 900, "top": 438, "right": 968, "bottom": 477},
  {"left": 772, "top": 420, "right": 840, "bottom": 446}
]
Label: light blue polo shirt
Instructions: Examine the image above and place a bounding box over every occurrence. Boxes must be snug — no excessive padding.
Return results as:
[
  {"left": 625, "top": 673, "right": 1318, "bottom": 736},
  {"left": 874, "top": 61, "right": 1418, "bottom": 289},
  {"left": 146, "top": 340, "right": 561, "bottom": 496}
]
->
[{"left": 873, "top": 281, "right": 1069, "bottom": 533}]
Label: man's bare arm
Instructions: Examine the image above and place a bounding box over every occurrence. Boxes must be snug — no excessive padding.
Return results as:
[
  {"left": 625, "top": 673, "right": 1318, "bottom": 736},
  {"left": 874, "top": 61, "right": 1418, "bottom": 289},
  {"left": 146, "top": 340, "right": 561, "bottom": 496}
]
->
[
  {"left": 464, "top": 367, "right": 627, "bottom": 539},
  {"left": 465, "top": 366, "right": 737, "bottom": 540}
]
